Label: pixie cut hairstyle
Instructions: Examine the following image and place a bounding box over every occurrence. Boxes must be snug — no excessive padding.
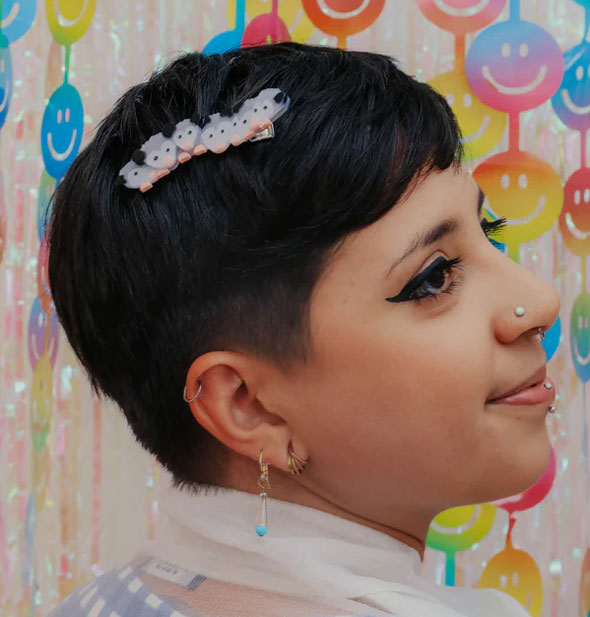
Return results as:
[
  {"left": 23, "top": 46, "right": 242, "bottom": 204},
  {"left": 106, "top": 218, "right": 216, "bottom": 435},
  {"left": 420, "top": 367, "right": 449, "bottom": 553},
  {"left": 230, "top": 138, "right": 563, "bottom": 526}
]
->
[{"left": 47, "top": 42, "right": 463, "bottom": 491}]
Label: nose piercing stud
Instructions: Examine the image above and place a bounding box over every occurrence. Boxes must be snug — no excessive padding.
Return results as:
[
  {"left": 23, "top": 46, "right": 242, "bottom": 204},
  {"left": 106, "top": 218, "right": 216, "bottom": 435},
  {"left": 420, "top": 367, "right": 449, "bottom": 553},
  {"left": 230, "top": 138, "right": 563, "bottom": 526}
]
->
[{"left": 514, "top": 306, "right": 526, "bottom": 316}]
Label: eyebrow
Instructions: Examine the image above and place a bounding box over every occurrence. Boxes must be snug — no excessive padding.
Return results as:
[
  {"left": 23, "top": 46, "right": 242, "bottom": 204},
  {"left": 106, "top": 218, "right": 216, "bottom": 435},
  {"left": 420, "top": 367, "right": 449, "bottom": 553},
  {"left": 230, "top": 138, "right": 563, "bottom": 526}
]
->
[{"left": 383, "top": 187, "right": 485, "bottom": 280}]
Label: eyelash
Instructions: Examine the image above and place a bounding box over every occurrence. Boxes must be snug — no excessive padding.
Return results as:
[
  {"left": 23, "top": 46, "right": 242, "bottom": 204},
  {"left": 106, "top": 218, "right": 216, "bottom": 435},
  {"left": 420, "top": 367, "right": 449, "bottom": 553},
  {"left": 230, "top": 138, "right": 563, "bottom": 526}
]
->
[{"left": 387, "top": 216, "right": 508, "bottom": 304}]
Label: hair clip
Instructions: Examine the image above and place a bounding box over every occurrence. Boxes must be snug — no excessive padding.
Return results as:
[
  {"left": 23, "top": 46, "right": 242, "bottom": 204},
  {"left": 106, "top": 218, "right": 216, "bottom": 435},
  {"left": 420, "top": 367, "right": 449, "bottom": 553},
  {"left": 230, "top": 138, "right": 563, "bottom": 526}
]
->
[{"left": 117, "top": 88, "right": 290, "bottom": 192}]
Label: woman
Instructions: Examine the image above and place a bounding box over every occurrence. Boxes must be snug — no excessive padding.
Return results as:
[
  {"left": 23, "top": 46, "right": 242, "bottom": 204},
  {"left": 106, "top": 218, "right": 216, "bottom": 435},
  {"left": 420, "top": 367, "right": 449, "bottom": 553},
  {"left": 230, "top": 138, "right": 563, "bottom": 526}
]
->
[{"left": 46, "top": 42, "right": 560, "bottom": 617}]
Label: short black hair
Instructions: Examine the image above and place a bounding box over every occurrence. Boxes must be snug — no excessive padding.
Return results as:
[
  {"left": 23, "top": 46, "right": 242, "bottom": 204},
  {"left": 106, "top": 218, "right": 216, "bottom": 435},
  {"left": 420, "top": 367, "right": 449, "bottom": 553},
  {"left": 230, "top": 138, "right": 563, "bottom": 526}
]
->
[{"left": 46, "top": 42, "right": 463, "bottom": 492}]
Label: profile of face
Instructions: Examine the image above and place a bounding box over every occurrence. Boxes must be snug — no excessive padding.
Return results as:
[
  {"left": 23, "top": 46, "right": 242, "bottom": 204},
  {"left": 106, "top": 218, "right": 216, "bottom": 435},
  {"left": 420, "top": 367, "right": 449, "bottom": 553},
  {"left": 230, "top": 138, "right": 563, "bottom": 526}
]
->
[{"left": 188, "top": 166, "right": 561, "bottom": 535}]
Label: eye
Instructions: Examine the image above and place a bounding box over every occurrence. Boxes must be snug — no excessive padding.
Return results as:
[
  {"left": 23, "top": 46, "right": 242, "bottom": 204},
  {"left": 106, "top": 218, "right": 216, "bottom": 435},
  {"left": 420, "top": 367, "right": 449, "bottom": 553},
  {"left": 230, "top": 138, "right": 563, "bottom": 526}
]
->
[
  {"left": 187, "top": 129, "right": 192, "bottom": 135},
  {"left": 385, "top": 256, "right": 464, "bottom": 304}
]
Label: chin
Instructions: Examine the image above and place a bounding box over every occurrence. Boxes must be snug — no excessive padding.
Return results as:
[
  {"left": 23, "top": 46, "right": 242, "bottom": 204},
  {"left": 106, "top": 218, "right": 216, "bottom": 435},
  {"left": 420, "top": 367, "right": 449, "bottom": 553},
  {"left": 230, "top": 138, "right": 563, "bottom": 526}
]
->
[{"left": 474, "top": 428, "right": 552, "bottom": 505}]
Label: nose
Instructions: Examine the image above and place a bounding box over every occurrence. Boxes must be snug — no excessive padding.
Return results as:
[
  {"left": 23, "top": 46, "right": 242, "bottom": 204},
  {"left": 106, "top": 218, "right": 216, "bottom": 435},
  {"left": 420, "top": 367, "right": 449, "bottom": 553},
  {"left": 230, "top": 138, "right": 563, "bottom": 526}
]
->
[{"left": 488, "top": 249, "right": 561, "bottom": 344}]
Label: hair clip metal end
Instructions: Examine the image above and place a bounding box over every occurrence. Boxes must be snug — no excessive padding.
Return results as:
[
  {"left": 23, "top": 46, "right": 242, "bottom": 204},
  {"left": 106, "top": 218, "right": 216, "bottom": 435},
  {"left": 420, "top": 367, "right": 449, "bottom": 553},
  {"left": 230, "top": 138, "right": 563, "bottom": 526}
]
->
[{"left": 249, "top": 123, "right": 275, "bottom": 142}]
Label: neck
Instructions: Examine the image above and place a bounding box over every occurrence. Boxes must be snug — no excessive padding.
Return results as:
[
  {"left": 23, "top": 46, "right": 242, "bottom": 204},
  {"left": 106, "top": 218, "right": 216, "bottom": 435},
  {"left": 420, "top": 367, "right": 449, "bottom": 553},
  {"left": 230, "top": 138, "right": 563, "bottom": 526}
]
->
[{"left": 222, "top": 458, "right": 430, "bottom": 561}]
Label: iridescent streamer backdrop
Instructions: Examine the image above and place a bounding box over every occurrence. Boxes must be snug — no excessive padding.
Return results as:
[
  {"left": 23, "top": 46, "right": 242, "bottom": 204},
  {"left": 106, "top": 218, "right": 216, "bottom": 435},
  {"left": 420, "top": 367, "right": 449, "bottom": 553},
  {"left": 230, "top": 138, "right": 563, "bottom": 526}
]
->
[{"left": 0, "top": 1, "right": 587, "bottom": 615}]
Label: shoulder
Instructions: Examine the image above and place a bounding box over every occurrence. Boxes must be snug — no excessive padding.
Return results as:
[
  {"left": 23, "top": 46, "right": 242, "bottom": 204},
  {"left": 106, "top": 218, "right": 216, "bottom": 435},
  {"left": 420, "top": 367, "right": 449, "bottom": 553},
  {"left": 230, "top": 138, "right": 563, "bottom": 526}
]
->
[{"left": 46, "top": 562, "right": 184, "bottom": 617}]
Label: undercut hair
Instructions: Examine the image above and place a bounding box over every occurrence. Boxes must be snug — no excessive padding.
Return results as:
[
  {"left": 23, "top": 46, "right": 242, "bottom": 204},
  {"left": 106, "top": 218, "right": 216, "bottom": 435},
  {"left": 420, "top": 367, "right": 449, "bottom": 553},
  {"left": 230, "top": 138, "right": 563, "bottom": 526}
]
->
[{"left": 46, "top": 42, "right": 463, "bottom": 493}]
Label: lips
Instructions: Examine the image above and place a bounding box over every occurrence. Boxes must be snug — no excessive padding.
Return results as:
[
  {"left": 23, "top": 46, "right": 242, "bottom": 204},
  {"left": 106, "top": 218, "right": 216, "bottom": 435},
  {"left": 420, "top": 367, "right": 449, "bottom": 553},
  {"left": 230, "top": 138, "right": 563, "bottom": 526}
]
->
[{"left": 487, "top": 365, "right": 547, "bottom": 403}]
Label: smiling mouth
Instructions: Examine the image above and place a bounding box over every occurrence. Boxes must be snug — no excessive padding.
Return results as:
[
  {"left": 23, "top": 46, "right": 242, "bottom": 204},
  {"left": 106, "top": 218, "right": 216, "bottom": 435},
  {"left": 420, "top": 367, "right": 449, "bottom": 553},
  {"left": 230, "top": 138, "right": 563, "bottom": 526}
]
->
[
  {"left": 316, "top": 0, "right": 372, "bottom": 18},
  {"left": 574, "top": 337, "right": 590, "bottom": 366},
  {"left": 1, "top": 2, "right": 19, "bottom": 28},
  {"left": 482, "top": 65, "right": 547, "bottom": 95},
  {"left": 566, "top": 212, "right": 590, "bottom": 239},
  {"left": 433, "top": 0, "right": 490, "bottom": 16},
  {"left": 47, "top": 129, "right": 78, "bottom": 161},
  {"left": 562, "top": 89, "right": 590, "bottom": 115},
  {"left": 54, "top": 0, "right": 89, "bottom": 27},
  {"left": 461, "top": 115, "right": 490, "bottom": 144},
  {"left": 487, "top": 196, "right": 545, "bottom": 226}
]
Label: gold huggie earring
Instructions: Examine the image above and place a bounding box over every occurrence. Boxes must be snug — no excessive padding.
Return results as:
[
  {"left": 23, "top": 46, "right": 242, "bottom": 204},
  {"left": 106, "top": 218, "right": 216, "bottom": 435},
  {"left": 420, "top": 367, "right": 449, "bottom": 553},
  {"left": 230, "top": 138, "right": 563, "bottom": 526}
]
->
[
  {"left": 256, "top": 449, "right": 270, "bottom": 536},
  {"left": 287, "top": 442, "right": 308, "bottom": 475}
]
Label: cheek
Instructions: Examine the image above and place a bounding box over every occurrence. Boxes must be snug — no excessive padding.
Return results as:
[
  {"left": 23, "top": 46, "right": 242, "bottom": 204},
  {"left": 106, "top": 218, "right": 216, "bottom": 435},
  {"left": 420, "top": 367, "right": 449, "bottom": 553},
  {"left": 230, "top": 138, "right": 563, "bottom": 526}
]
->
[{"left": 300, "top": 308, "right": 491, "bottom": 501}]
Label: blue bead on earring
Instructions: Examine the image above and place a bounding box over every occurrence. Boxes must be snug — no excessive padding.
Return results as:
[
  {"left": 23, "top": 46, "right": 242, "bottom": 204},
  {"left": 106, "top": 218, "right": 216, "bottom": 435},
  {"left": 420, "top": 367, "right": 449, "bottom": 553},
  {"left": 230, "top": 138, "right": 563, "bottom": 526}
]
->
[{"left": 256, "top": 449, "right": 270, "bottom": 536}]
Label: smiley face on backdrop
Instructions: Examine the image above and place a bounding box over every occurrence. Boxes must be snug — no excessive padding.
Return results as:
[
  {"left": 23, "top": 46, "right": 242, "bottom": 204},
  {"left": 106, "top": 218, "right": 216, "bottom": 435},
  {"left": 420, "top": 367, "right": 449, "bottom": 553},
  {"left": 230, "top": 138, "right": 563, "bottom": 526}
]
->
[
  {"left": 41, "top": 83, "right": 83, "bottom": 181},
  {"left": 427, "top": 503, "right": 496, "bottom": 585},
  {"left": 478, "top": 539, "right": 544, "bottom": 617},
  {"left": 45, "top": 0, "right": 96, "bottom": 46},
  {"left": 240, "top": 0, "right": 316, "bottom": 42},
  {"left": 466, "top": 13, "right": 564, "bottom": 113},
  {"left": 0, "top": 171, "right": 5, "bottom": 266},
  {"left": 552, "top": 41, "right": 590, "bottom": 132},
  {"left": 570, "top": 293, "right": 590, "bottom": 383},
  {"left": 301, "top": 0, "right": 385, "bottom": 48},
  {"left": 558, "top": 168, "right": 590, "bottom": 257},
  {"left": 429, "top": 70, "right": 506, "bottom": 159},
  {"left": 0, "top": 0, "right": 37, "bottom": 43},
  {"left": 416, "top": 0, "right": 506, "bottom": 36},
  {"left": 0, "top": 35, "right": 13, "bottom": 131},
  {"left": 474, "top": 150, "right": 563, "bottom": 253},
  {"left": 28, "top": 297, "right": 60, "bottom": 371}
]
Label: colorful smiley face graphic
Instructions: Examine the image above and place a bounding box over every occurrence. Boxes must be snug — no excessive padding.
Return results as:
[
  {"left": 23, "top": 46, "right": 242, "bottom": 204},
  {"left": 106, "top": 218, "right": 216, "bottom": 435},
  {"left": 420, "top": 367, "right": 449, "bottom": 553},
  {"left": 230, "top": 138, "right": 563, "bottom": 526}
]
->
[
  {"left": 0, "top": 0, "right": 37, "bottom": 43},
  {"left": 416, "top": 0, "right": 506, "bottom": 36},
  {"left": 558, "top": 168, "right": 590, "bottom": 257},
  {"left": 0, "top": 35, "right": 13, "bottom": 131},
  {"left": 478, "top": 542, "right": 543, "bottom": 616},
  {"left": 552, "top": 42, "right": 590, "bottom": 132},
  {"left": 41, "top": 83, "right": 83, "bottom": 181},
  {"left": 473, "top": 150, "right": 563, "bottom": 258},
  {"left": 570, "top": 293, "right": 590, "bottom": 383},
  {"left": 242, "top": 0, "right": 316, "bottom": 43},
  {"left": 46, "top": 0, "right": 96, "bottom": 46},
  {"left": 0, "top": 171, "right": 5, "bottom": 266},
  {"left": 429, "top": 70, "right": 506, "bottom": 159},
  {"left": 301, "top": 0, "right": 385, "bottom": 48},
  {"left": 28, "top": 297, "right": 60, "bottom": 371},
  {"left": 466, "top": 18, "right": 564, "bottom": 113}
]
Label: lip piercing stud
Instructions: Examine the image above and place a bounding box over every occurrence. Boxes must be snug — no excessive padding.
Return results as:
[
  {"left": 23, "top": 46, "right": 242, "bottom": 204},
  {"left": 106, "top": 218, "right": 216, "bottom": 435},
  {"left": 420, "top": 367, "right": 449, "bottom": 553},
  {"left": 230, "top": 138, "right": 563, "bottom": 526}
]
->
[
  {"left": 538, "top": 327, "right": 545, "bottom": 341},
  {"left": 543, "top": 381, "right": 553, "bottom": 390},
  {"left": 548, "top": 404, "right": 556, "bottom": 414}
]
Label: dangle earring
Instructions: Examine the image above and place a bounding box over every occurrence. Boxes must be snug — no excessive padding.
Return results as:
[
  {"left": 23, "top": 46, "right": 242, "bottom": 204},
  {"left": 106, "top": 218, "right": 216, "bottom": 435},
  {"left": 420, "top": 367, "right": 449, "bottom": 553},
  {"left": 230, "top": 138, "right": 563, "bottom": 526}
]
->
[
  {"left": 256, "top": 450, "right": 270, "bottom": 537},
  {"left": 255, "top": 444, "right": 309, "bottom": 536}
]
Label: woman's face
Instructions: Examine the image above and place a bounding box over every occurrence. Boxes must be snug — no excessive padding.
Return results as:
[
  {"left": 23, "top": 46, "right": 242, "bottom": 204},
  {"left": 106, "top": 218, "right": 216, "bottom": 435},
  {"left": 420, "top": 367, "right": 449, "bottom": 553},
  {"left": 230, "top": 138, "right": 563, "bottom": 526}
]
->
[{"left": 267, "top": 165, "right": 561, "bottom": 536}]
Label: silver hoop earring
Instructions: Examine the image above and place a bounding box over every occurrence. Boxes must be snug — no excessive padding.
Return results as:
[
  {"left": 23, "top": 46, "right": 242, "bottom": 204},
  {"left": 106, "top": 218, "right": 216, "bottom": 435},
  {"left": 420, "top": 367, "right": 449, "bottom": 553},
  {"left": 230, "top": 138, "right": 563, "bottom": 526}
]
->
[
  {"left": 183, "top": 379, "right": 202, "bottom": 403},
  {"left": 538, "top": 327, "right": 546, "bottom": 341},
  {"left": 514, "top": 306, "right": 526, "bottom": 317}
]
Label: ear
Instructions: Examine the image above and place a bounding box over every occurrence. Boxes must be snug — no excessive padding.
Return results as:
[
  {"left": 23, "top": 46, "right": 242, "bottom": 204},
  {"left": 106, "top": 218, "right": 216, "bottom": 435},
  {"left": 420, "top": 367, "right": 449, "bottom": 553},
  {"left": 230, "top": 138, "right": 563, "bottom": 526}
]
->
[
  {"left": 116, "top": 174, "right": 126, "bottom": 186},
  {"left": 274, "top": 92, "right": 285, "bottom": 103},
  {"left": 184, "top": 351, "right": 298, "bottom": 474},
  {"left": 131, "top": 149, "right": 146, "bottom": 165}
]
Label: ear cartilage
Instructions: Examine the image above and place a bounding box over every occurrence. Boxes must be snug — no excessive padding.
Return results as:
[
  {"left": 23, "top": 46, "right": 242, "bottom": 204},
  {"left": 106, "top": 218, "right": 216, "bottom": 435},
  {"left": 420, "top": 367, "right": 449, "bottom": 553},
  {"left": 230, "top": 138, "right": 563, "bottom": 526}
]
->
[{"left": 118, "top": 88, "right": 290, "bottom": 191}]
